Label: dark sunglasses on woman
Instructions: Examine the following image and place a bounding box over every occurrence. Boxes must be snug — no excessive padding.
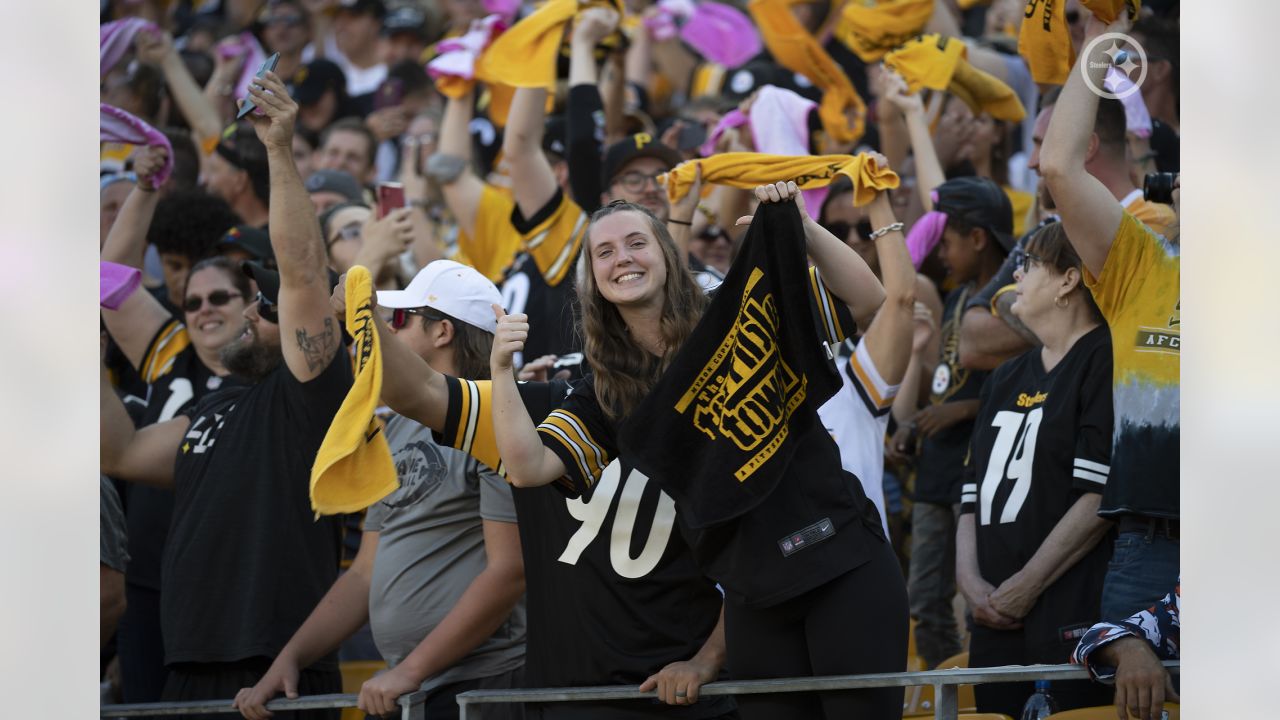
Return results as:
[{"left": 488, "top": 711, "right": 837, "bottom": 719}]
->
[{"left": 183, "top": 290, "right": 244, "bottom": 314}]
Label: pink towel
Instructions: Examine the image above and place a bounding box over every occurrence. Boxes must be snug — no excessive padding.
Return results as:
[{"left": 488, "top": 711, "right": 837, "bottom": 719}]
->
[
  {"left": 101, "top": 261, "right": 143, "bottom": 310},
  {"left": 646, "top": 0, "right": 761, "bottom": 69},
  {"left": 700, "top": 109, "right": 747, "bottom": 157},
  {"left": 748, "top": 86, "right": 828, "bottom": 210},
  {"left": 100, "top": 18, "right": 159, "bottom": 76},
  {"left": 905, "top": 210, "right": 947, "bottom": 270},
  {"left": 1105, "top": 67, "right": 1152, "bottom": 138},
  {"left": 482, "top": 0, "right": 521, "bottom": 26},
  {"left": 681, "top": 2, "right": 761, "bottom": 69},
  {"left": 427, "top": 15, "right": 507, "bottom": 82},
  {"left": 217, "top": 32, "right": 269, "bottom": 108},
  {"left": 101, "top": 103, "right": 174, "bottom": 186}
]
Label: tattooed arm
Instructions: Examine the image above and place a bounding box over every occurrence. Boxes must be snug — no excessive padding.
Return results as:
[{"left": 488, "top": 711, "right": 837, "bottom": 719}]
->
[{"left": 246, "top": 72, "right": 343, "bottom": 382}]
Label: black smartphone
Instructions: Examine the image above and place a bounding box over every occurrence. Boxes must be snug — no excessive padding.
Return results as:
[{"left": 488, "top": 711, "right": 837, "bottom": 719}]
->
[{"left": 236, "top": 52, "right": 281, "bottom": 120}]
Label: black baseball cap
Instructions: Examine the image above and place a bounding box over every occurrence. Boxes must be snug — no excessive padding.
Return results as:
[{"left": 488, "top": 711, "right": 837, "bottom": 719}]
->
[
  {"left": 218, "top": 225, "right": 275, "bottom": 266},
  {"left": 934, "top": 176, "right": 1015, "bottom": 253},
  {"left": 305, "top": 169, "right": 365, "bottom": 203},
  {"left": 383, "top": 5, "right": 427, "bottom": 38},
  {"left": 242, "top": 261, "right": 340, "bottom": 305},
  {"left": 287, "top": 59, "right": 347, "bottom": 106},
  {"left": 338, "top": 0, "right": 387, "bottom": 19},
  {"left": 601, "top": 133, "right": 683, "bottom": 188},
  {"left": 543, "top": 115, "right": 567, "bottom": 158}
]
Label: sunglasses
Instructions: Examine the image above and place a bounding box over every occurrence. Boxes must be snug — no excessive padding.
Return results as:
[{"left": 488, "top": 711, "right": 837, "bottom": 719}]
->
[
  {"left": 614, "top": 171, "right": 664, "bottom": 193},
  {"left": 390, "top": 306, "right": 445, "bottom": 330},
  {"left": 254, "top": 291, "right": 279, "bottom": 324},
  {"left": 1011, "top": 248, "right": 1047, "bottom": 275},
  {"left": 822, "top": 219, "right": 874, "bottom": 243},
  {"left": 183, "top": 289, "right": 243, "bottom": 314}
]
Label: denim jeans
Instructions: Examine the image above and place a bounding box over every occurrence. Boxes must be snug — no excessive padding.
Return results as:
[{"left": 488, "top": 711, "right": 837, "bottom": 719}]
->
[
  {"left": 1101, "top": 530, "right": 1180, "bottom": 621},
  {"left": 907, "top": 501, "right": 963, "bottom": 667}
]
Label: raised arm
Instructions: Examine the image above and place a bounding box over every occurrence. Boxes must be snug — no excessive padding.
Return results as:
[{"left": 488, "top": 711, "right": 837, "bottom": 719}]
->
[
  {"left": 1038, "top": 16, "right": 1128, "bottom": 277},
  {"left": 882, "top": 72, "right": 945, "bottom": 211},
  {"left": 434, "top": 89, "right": 486, "bottom": 239},
  {"left": 101, "top": 363, "right": 187, "bottom": 489},
  {"left": 859, "top": 189, "right": 916, "bottom": 385},
  {"left": 503, "top": 86, "right": 560, "bottom": 221},
  {"left": 101, "top": 147, "right": 174, "bottom": 368},
  {"left": 489, "top": 306, "right": 568, "bottom": 487},
  {"left": 246, "top": 72, "right": 342, "bottom": 382},
  {"left": 134, "top": 29, "right": 225, "bottom": 151},
  {"left": 356, "top": 516, "right": 525, "bottom": 717},
  {"left": 566, "top": 8, "right": 620, "bottom": 210},
  {"left": 329, "top": 277, "right": 450, "bottom": 430}
]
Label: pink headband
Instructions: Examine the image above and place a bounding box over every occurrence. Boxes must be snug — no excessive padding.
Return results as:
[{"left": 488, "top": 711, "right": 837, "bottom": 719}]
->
[{"left": 905, "top": 210, "right": 947, "bottom": 270}]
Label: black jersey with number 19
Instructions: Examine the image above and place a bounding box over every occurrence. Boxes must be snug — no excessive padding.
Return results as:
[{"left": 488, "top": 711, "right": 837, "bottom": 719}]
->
[{"left": 960, "top": 324, "right": 1115, "bottom": 650}]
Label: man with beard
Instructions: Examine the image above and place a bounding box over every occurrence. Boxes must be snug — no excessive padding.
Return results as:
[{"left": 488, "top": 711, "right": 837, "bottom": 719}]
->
[{"left": 100, "top": 69, "right": 351, "bottom": 718}]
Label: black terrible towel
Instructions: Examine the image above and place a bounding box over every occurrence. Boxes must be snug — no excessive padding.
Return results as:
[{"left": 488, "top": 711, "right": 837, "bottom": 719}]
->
[{"left": 617, "top": 201, "right": 843, "bottom": 528}]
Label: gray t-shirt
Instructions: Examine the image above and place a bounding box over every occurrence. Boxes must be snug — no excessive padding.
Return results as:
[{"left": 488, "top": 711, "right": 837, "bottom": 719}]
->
[{"left": 363, "top": 415, "right": 525, "bottom": 692}]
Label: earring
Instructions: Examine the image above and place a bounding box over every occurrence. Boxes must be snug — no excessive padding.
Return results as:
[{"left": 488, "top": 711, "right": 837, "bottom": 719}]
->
[{"left": 1055, "top": 295, "right": 1069, "bottom": 308}]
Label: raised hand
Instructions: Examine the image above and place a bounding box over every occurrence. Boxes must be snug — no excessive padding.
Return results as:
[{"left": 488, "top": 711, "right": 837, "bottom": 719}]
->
[
  {"left": 490, "top": 304, "right": 529, "bottom": 374},
  {"left": 242, "top": 71, "right": 298, "bottom": 150}
]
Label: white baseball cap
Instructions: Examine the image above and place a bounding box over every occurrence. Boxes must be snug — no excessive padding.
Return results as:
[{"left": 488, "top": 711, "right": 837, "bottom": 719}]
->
[{"left": 377, "top": 260, "right": 503, "bottom": 334}]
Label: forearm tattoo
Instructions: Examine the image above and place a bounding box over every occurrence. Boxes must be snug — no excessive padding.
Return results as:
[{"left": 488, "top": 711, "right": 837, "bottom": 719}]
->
[{"left": 296, "top": 317, "right": 339, "bottom": 372}]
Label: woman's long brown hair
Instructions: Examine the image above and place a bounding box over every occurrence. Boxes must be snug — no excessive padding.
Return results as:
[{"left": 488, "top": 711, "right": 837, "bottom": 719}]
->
[{"left": 576, "top": 202, "right": 709, "bottom": 421}]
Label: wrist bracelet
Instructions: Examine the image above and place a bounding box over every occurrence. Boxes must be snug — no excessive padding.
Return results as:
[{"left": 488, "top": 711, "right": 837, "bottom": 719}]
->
[
  {"left": 868, "top": 222, "right": 904, "bottom": 240},
  {"left": 667, "top": 218, "right": 692, "bottom": 226}
]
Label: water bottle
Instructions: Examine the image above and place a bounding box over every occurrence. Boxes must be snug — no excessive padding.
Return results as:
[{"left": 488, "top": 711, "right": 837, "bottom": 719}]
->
[{"left": 1019, "top": 680, "right": 1059, "bottom": 720}]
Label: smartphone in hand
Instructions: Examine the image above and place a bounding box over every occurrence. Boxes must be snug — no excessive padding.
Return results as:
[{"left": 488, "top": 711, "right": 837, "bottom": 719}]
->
[
  {"left": 377, "top": 182, "right": 406, "bottom": 220},
  {"left": 236, "top": 52, "right": 281, "bottom": 120}
]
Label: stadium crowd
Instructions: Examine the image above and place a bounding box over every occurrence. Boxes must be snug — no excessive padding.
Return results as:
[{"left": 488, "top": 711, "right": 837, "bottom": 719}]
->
[{"left": 97, "top": 0, "right": 1180, "bottom": 717}]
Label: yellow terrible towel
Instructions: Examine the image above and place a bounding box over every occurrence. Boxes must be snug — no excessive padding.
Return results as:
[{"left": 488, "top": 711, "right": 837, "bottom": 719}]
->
[
  {"left": 884, "top": 34, "right": 1026, "bottom": 122},
  {"left": 661, "top": 153, "right": 899, "bottom": 208},
  {"left": 834, "top": 0, "right": 934, "bottom": 62},
  {"left": 1018, "top": 0, "right": 1139, "bottom": 85},
  {"left": 310, "top": 265, "right": 398, "bottom": 515},
  {"left": 749, "top": 0, "right": 866, "bottom": 146},
  {"left": 476, "top": 0, "right": 622, "bottom": 91}
]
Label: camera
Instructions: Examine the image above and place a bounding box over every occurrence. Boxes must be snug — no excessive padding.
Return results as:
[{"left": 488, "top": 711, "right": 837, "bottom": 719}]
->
[{"left": 1143, "top": 172, "right": 1177, "bottom": 205}]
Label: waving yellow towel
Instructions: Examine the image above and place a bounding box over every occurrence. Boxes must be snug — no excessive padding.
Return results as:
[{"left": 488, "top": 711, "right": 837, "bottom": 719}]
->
[
  {"left": 749, "top": 0, "right": 866, "bottom": 147},
  {"left": 310, "top": 265, "right": 398, "bottom": 515},
  {"left": 662, "top": 152, "right": 899, "bottom": 207},
  {"left": 1018, "top": 0, "right": 1139, "bottom": 85},
  {"left": 885, "top": 34, "right": 1026, "bottom": 122},
  {"left": 834, "top": 0, "right": 934, "bottom": 62}
]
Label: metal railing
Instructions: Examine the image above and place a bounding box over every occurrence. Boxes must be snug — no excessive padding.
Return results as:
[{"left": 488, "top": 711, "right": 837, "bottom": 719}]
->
[{"left": 100, "top": 662, "right": 1179, "bottom": 720}]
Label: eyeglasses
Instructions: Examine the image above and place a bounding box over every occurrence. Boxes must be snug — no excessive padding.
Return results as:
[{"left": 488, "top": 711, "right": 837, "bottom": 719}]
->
[
  {"left": 327, "top": 221, "right": 363, "bottom": 247},
  {"left": 614, "top": 171, "right": 664, "bottom": 193},
  {"left": 183, "top": 290, "right": 243, "bottom": 314},
  {"left": 390, "top": 306, "right": 445, "bottom": 330},
  {"left": 695, "top": 227, "right": 732, "bottom": 244},
  {"left": 253, "top": 291, "right": 279, "bottom": 324},
  {"left": 1011, "top": 248, "right": 1047, "bottom": 275}
]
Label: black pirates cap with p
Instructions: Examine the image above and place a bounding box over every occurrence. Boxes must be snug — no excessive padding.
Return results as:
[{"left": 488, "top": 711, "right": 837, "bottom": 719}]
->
[
  {"left": 934, "top": 176, "right": 1016, "bottom": 253},
  {"left": 601, "top": 133, "right": 684, "bottom": 188}
]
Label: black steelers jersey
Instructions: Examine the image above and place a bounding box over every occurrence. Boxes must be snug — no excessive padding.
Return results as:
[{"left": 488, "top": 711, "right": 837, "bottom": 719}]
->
[
  {"left": 960, "top": 324, "right": 1114, "bottom": 647},
  {"left": 504, "top": 189, "right": 587, "bottom": 365},
  {"left": 163, "top": 354, "right": 348, "bottom": 668},
  {"left": 435, "top": 376, "right": 735, "bottom": 718},
  {"left": 126, "top": 319, "right": 245, "bottom": 591},
  {"left": 916, "top": 284, "right": 991, "bottom": 503}
]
